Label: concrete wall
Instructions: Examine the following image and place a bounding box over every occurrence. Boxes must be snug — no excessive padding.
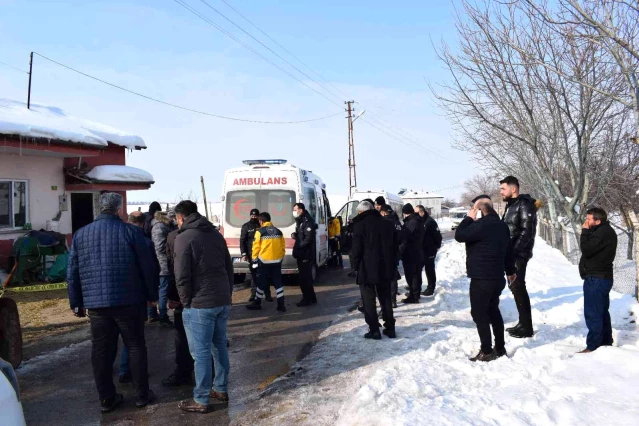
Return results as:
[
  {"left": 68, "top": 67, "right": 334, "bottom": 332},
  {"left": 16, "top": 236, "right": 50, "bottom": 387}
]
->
[{"left": 402, "top": 197, "right": 443, "bottom": 217}]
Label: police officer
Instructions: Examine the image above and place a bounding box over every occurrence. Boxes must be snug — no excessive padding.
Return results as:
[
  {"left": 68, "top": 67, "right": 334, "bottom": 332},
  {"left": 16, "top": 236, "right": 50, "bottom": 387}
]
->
[
  {"left": 401, "top": 203, "right": 425, "bottom": 303},
  {"left": 416, "top": 205, "right": 442, "bottom": 297},
  {"left": 241, "top": 209, "right": 271, "bottom": 302},
  {"left": 292, "top": 203, "right": 318, "bottom": 307},
  {"left": 381, "top": 204, "right": 404, "bottom": 308}
]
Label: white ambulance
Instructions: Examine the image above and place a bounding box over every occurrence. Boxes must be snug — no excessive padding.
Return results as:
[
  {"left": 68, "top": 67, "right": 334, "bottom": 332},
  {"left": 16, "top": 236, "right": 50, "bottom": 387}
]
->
[{"left": 220, "top": 159, "right": 332, "bottom": 281}]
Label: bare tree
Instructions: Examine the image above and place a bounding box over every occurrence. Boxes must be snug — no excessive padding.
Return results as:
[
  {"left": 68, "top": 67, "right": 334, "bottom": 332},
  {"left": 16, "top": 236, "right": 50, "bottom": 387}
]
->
[{"left": 442, "top": 198, "right": 459, "bottom": 208}]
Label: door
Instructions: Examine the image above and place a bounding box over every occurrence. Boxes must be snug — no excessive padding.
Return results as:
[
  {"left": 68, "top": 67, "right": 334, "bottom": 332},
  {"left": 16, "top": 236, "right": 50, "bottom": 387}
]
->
[{"left": 71, "top": 193, "right": 95, "bottom": 233}]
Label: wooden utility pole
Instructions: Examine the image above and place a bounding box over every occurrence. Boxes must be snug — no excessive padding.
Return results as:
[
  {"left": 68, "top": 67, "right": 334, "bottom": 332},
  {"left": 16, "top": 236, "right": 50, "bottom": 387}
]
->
[
  {"left": 200, "top": 176, "right": 209, "bottom": 220},
  {"left": 27, "top": 52, "right": 33, "bottom": 109},
  {"left": 346, "top": 100, "right": 357, "bottom": 197}
]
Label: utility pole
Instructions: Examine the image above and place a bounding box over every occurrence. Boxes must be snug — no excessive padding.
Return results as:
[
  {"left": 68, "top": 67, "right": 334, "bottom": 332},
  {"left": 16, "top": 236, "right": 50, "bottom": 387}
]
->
[
  {"left": 27, "top": 52, "right": 33, "bottom": 109},
  {"left": 346, "top": 100, "right": 357, "bottom": 197},
  {"left": 200, "top": 176, "right": 209, "bottom": 220}
]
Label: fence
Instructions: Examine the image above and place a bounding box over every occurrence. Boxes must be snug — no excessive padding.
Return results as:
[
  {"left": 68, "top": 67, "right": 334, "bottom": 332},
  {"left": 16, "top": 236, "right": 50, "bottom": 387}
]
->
[{"left": 538, "top": 220, "right": 639, "bottom": 299}]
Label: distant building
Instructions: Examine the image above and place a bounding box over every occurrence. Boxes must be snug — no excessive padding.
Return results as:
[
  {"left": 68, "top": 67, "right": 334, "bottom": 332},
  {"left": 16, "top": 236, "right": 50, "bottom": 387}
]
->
[{"left": 399, "top": 190, "right": 444, "bottom": 217}]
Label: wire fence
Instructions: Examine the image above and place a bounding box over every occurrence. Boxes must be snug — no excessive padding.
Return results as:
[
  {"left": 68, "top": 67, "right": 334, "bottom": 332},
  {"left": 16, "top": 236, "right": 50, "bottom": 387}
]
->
[{"left": 538, "top": 220, "right": 638, "bottom": 299}]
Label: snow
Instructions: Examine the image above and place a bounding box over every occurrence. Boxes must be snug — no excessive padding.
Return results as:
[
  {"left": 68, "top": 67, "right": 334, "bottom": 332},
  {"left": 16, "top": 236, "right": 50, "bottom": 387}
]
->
[
  {"left": 86, "top": 165, "right": 153, "bottom": 183},
  {"left": 247, "top": 237, "right": 639, "bottom": 426},
  {"left": 0, "top": 98, "right": 145, "bottom": 149},
  {"left": 436, "top": 217, "right": 454, "bottom": 232}
]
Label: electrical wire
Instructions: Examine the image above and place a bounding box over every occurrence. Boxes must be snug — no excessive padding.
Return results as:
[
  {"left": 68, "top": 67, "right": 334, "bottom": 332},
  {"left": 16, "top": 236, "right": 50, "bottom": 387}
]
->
[
  {"left": 0, "top": 61, "right": 28, "bottom": 74},
  {"left": 33, "top": 52, "right": 342, "bottom": 124}
]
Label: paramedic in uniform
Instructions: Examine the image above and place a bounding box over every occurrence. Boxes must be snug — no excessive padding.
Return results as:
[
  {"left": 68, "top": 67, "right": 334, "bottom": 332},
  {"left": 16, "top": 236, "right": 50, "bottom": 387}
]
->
[{"left": 292, "top": 203, "right": 318, "bottom": 307}]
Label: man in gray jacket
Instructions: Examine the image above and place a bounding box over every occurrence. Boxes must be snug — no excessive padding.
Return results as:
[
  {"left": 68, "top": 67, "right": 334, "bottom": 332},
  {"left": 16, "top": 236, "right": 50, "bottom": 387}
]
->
[
  {"left": 173, "top": 200, "right": 234, "bottom": 414},
  {"left": 151, "top": 210, "right": 177, "bottom": 326}
]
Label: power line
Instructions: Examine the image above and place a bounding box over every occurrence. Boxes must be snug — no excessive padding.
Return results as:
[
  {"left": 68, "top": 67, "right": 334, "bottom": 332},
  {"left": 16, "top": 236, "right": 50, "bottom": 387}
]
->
[
  {"left": 33, "top": 52, "right": 342, "bottom": 124},
  {"left": 0, "top": 60, "right": 28, "bottom": 74}
]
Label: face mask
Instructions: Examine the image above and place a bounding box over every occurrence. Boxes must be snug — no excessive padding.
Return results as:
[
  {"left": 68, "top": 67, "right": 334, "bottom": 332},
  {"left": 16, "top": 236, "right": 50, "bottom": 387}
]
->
[
  {"left": 293, "top": 210, "right": 299, "bottom": 219},
  {"left": 250, "top": 217, "right": 259, "bottom": 224}
]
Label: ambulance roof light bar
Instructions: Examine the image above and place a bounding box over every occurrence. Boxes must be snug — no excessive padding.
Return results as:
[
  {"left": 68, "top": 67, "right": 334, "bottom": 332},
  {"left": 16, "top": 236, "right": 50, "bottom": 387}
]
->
[{"left": 243, "top": 159, "right": 287, "bottom": 166}]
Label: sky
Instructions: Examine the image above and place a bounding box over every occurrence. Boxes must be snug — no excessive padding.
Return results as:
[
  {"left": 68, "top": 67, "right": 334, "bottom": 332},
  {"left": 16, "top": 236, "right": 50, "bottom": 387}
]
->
[{"left": 0, "top": 0, "right": 476, "bottom": 203}]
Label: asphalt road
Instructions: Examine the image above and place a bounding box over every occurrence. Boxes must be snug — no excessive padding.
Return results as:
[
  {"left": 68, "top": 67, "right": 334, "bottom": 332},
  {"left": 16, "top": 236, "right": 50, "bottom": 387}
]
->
[{"left": 16, "top": 266, "right": 361, "bottom": 426}]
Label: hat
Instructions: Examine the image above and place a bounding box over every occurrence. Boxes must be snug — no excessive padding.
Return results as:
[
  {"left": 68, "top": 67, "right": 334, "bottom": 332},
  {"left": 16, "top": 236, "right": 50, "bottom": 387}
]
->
[
  {"left": 362, "top": 198, "right": 375, "bottom": 206},
  {"left": 402, "top": 203, "right": 415, "bottom": 215},
  {"left": 250, "top": 208, "right": 260, "bottom": 216},
  {"left": 167, "top": 208, "right": 176, "bottom": 220},
  {"left": 381, "top": 204, "right": 394, "bottom": 214},
  {"left": 471, "top": 194, "right": 491, "bottom": 204},
  {"left": 374, "top": 196, "right": 386, "bottom": 206},
  {"left": 99, "top": 192, "right": 123, "bottom": 214}
]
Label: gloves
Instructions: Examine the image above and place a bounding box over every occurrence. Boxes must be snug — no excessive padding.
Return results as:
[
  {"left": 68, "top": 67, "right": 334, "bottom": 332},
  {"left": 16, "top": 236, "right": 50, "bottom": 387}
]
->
[{"left": 291, "top": 232, "right": 297, "bottom": 239}]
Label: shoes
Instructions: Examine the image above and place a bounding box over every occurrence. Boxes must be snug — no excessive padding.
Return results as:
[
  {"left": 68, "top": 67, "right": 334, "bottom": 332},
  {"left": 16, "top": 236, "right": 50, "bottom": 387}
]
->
[
  {"left": 162, "top": 372, "right": 194, "bottom": 387},
  {"left": 159, "top": 317, "right": 173, "bottom": 328},
  {"left": 494, "top": 347, "right": 508, "bottom": 358},
  {"left": 209, "top": 391, "right": 229, "bottom": 410},
  {"left": 118, "top": 372, "right": 132, "bottom": 384},
  {"left": 506, "top": 323, "right": 521, "bottom": 333},
  {"left": 276, "top": 298, "right": 286, "bottom": 312},
  {"left": 265, "top": 294, "right": 274, "bottom": 302},
  {"left": 364, "top": 330, "right": 382, "bottom": 340},
  {"left": 310, "top": 295, "right": 318, "bottom": 304},
  {"left": 100, "top": 393, "right": 124, "bottom": 413},
  {"left": 383, "top": 328, "right": 396, "bottom": 338},
  {"left": 509, "top": 325, "right": 534, "bottom": 339},
  {"left": 297, "top": 298, "right": 313, "bottom": 307},
  {"left": 147, "top": 317, "right": 159, "bottom": 324},
  {"left": 469, "top": 350, "right": 498, "bottom": 362},
  {"left": 135, "top": 389, "right": 155, "bottom": 408},
  {"left": 577, "top": 348, "right": 594, "bottom": 354},
  {"left": 421, "top": 287, "right": 435, "bottom": 297},
  {"left": 357, "top": 305, "right": 365, "bottom": 313},
  {"left": 402, "top": 297, "right": 419, "bottom": 304},
  {"left": 178, "top": 399, "right": 211, "bottom": 414},
  {"left": 248, "top": 294, "right": 256, "bottom": 302},
  {"left": 347, "top": 271, "right": 357, "bottom": 277},
  {"left": 246, "top": 300, "right": 262, "bottom": 310}
]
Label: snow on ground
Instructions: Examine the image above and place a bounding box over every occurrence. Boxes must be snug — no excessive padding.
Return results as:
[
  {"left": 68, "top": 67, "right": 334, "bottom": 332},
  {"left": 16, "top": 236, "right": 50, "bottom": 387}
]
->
[
  {"left": 436, "top": 217, "right": 454, "bottom": 232},
  {"left": 0, "top": 98, "right": 145, "bottom": 148},
  {"left": 86, "top": 165, "right": 154, "bottom": 183},
  {"left": 241, "top": 237, "right": 639, "bottom": 426}
]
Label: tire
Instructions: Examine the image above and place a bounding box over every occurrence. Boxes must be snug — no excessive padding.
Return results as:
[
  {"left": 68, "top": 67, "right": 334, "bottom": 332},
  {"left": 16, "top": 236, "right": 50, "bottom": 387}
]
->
[
  {"left": 234, "top": 273, "right": 247, "bottom": 284},
  {"left": 0, "top": 298, "right": 23, "bottom": 369}
]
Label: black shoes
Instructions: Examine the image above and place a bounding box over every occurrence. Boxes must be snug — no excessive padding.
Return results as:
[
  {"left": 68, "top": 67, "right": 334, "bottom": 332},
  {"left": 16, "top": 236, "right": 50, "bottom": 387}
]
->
[
  {"left": 118, "top": 372, "right": 132, "bottom": 384},
  {"left": 265, "top": 294, "right": 274, "bottom": 302},
  {"left": 246, "top": 299, "right": 262, "bottom": 310},
  {"left": 494, "top": 347, "right": 508, "bottom": 358},
  {"left": 162, "top": 372, "right": 194, "bottom": 387},
  {"left": 364, "top": 330, "right": 382, "bottom": 340},
  {"left": 469, "top": 350, "right": 498, "bottom": 362},
  {"left": 297, "top": 298, "right": 313, "bottom": 307},
  {"left": 383, "top": 328, "right": 396, "bottom": 338},
  {"left": 402, "top": 297, "right": 419, "bottom": 304},
  {"left": 509, "top": 324, "right": 534, "bottom": 338},
  {"left": 421, "top": 287, "right": 435, "bottom": 297},
  {"left": 276, "top": 298, "right": 286, "bottom": 312},
  {"left": 135, "top": 389, "right": 155, "bottom": 408},
  {"left": 101, "top": 393, "right": 124, "bottom": 413},
  {"left": 159, "top": 318, "right": 173, "bottom": 328}
]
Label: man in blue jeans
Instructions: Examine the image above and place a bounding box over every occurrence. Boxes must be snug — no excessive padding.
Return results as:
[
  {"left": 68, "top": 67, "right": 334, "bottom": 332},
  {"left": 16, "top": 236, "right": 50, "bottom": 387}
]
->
[
  {"left": 578, "top": 207, "right": 617, "bottom": 354},
  {"left": 173, "top": 200, "right": 234, "bottom": 414}
]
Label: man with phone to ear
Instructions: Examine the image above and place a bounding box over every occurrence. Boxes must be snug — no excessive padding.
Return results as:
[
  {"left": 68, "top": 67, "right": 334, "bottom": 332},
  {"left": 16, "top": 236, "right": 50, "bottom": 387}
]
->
[{"left": 455, "top": 195, "right": 516, "bottom": 362}]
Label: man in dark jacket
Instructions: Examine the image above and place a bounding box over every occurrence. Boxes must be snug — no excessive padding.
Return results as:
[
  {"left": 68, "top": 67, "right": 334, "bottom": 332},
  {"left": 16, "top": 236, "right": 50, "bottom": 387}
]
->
[
  {"left": 150, "top": 210, "right": 177, "bottom": 326},
  {"left": 174, "top": 201, "right": 233, "bottom": 414},
  {"left": 578, "top": 207, "right": 617, "bottom": 353},
  {"left": 351, "top": 201, "right": 396, "bottom": 339},
  {"left": 374, "top": 196, "right": 386, "bottom": 211},
  {"left": 241, "top": 209, "right": 269, "bottom": 302},
  {"left": 500, "top": 176, "right": 538, "bottom": 338},
  {"left": 381, "top": 204, "right": 404, "bottom": 307},
  {"left": 455, "top": 196, "right": 516, "bottom": 362},
  {"left": 293, "top": 203, "right": 318, "bottom": 307},
  {"left": 401, "top": 203, "right": 425, "bottom": 303},
  {"left": 67, "top": 193, "right": 157, "bottom": 413},
  {"left": 416, "top": 205, "right": 443, "bottom": 297}
]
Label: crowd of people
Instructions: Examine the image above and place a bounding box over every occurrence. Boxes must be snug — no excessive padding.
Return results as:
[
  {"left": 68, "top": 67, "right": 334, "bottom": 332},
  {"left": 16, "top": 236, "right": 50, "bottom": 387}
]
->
[{"left": 66, "top": 173, "right": 619, "bottom": 415}]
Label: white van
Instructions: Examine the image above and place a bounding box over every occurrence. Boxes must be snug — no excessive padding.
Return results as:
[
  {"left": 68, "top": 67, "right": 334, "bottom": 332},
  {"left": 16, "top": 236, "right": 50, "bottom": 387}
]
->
[
  {"left": 335, "top": 190, "right": 404, "bottom": 227},
  {"left": 449, "top": 207, "right": 469, "bottom": 230},
  {"left": 220, "top": 159, "right": 331, "bottom": 281}
]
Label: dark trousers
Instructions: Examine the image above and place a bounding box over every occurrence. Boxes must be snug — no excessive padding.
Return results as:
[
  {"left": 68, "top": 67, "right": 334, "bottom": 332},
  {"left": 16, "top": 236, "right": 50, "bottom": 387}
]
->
[
  {"left": 470, "top": 279, "right": 506, "bottom": 354},
  {"left": 329, "top": 239, "right": 343, "bottom": 266},
  {"left": 88, "top": 304, "right": 149, "bottom": 401},
  {"left": 423, "top": 255, "right": 437, "bottom": 291},
  {"left": 583, "top": 276, "right": 614, "bottom": 350},
  {"left": 298, "top": 259, "right": 316, "bottom": 301},
  {"left": 174, "top": 308, "right": 194, "bottom": 378},
  {"left": 509, "top": 259, "right": 532, "bottom": 326},
  {"left": 403, "top": 260, "right": 422, "bottom": 299},
  {"left": 257, "top": 263, "right": 284, "bottom": 299},
  {"left": 360, "top": 281, "right": 395, "bottom": 331},
  {"left": 391, "top": 278, "right": 398, "bottom": 301}
]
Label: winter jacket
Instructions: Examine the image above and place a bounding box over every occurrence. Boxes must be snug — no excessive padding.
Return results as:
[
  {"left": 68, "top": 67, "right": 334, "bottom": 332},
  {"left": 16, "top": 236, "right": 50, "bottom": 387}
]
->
[
  {"left": 293, "top": 211, "right": 316, "bottom": 261},
  {"left": 328, "top": 217, "right": 341, "bottom": 239},
  {"left": 240, "top": 219, "right": 260, "bottom": 259},
  {"left": 174, "top": 213, "right": 234, "bottom": 309},
  {"left": 351, "top": 209, "right": 396, "bottom": 285},
  {"left": 252, "top": 222, "right": 286, "bottom": 264},
  {"left": 151, "top": 211, "right": 177, "bottom": 276},
  {"left": 383, "top": 212, "right": 404, "bottom": 264},
  {"left": 165, "top": 229, "right": 180, "bottom": 302},
  {"left": 67, "top": 214, "right": 158, "bottom": 310},
  {"left": 502, "top": 194, "right": 538, "bottom": 260},
  {"left": 401, "top": 213, "right": 425, "bottom": 265},
  {"left": 422, "top": 214, "right": 443, "bottom": 257},
  {"left": 455, "top": 214, "right": 516, "bottom": 280},
  {"left": 579, "top": 221, "right": 617, "bottom": 280}
]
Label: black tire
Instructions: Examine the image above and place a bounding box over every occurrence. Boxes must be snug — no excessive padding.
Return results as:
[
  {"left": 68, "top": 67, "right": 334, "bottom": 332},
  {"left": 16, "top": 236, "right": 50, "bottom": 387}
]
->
[
  {"left": 234, "top": 273, "right": 247, "bottom": 284},
  {"left": 0, "top": 298, "right": 23, "bottom": 369}
]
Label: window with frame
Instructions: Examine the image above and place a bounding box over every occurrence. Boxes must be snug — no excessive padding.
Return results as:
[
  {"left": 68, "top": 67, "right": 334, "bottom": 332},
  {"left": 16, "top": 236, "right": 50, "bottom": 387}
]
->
[
  {"left": 0, "top": 180, "right": 28, "bottom": 229},
  {"left": 303, "top": 186, "right": 318, "bottom": 223}
]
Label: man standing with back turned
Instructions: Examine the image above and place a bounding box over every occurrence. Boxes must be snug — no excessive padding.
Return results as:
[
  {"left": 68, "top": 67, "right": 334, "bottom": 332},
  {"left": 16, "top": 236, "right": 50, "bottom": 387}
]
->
[{"left": 293, "top": 203, "right": 318, "bottom": 307}]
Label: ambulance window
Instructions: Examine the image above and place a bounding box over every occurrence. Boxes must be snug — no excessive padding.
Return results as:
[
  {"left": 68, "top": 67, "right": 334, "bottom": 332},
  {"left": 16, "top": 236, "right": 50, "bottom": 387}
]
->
[
  {"left": 265, "top": 190, "right": 296, "bottom": 228},
  {"left": 304, "top": 187, "right": 318, "bottom": 223},
  {"left": 226, "top": 191, "right": 258, "bottom": 227}
]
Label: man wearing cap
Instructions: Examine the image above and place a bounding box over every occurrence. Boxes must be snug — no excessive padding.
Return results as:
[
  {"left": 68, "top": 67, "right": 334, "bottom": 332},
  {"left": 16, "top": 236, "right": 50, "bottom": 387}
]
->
[
  {"left": 241, "top": 209, "right": 271, "bottom": 302},
  {"left": 374, "top": 196, "right": 386, "bottom": 212},
  {"left": 401, "top": 203, "right": 425, "bottom": 303},
  {"left": 381, "top": 204, "right": 405, "bottom": 307},
  {"left": 416, "top": 205, "right": 443, "bottom": 297},
  {"left": 68, "top": 192, "right": 157, "bottom": 413}
]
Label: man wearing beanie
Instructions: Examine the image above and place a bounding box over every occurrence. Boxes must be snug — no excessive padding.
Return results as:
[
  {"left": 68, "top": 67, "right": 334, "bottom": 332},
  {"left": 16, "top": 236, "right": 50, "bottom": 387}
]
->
[
  {"left": 401, "top": 203, "right": 425, "bottom": 303},
  {"left": 374, "top": 196, "right": 386, "bottom": 211},
  {"left": 241, "top": 209, "right": 270, "bottom": 302}
]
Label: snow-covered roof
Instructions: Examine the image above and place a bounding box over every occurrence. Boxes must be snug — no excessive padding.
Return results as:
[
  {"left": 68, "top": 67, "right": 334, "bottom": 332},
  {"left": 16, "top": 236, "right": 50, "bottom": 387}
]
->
[
  {"left": 0, "top": 98, "right": 145, "bottom": 149},
  {"left": 401, "top": 191, "right": 444, "bottom": 199},
  {"left": 86, "top": 165, "right": 154, "bottom": 183}
]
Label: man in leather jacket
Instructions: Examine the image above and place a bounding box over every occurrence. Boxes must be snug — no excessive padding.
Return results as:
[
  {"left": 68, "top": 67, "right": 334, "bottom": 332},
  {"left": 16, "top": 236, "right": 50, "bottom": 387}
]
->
[{"left": 500, "top": 176, "right": 538, "bottom": 338}]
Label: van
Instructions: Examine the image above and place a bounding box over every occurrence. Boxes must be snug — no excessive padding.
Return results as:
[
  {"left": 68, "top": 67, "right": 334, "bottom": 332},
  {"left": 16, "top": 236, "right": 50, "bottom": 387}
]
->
[
  {"left": 449, "top": 207, "right": 469, "bottom": 230},
  {"left": 335, "top": 190, "right": 404, "bottom": 227},
  {"left": 220, "top": 159, "right": 331, "bottom": 282}
]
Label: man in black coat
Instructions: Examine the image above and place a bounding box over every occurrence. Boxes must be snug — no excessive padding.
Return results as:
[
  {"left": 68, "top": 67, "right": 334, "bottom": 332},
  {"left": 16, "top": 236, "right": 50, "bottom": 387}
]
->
[
  {"left": 578, "top": 207, "right": 617, "bottom": 353},
  {"left": 455, "top": 196, "right": 516, "bottom": 362},
  {"left": 351, "top": 201, "right": 396, "bottom": 339},
  {"left": 241, "top": 209, "right": 268, "bottom": 302},
  {"left": 292, "top": 203, "right": 318, "bottom": 307},
  {"left": 416, "top": 205, "right": 443, "bottom": 297},
  {"left": 500, "top": 175, "right": 539, "bottom": 338},
  {"left": 401, "top": 203, "right": 425, "bottom": 303},
  {"left": 381, "top": 204, "right": 404, "bottom": 307}
]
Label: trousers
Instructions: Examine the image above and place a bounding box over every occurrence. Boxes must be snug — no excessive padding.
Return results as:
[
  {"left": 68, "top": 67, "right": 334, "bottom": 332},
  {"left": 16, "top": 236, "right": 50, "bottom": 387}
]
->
[
  {"left": 510, "top": 259, "right": 532, "bottom": 326},
  {"left": 360, "top": 281, "right": 395, "bottom": 331},
  {"left": 583, "top": 276, "right": 614, "bottom": 350},
  {"left": 470, "top": 279, "right": 506, "bottom": 354}
]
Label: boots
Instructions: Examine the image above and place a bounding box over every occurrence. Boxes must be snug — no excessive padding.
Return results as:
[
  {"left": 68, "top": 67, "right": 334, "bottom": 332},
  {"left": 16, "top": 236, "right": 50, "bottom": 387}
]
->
[
  {"left": 246, "top": 299, "right": 262, "bottom": 310},
  {"left": 509, "top": 323, "right": 534, "bottom": 338},
  {"left": 421, "top": 287, "right": 435, "bottom": 297},
  {"left": 248, "top": 288, "right": 257, "bottom": 302},
  {"left": 364, "top": 329, "right": 382, "bottom": 340},
  {"left": 506, "top": 322, "right": 521, "bottom": 333},
  {"left": 276, "top": 297, "right": 286, "bottom": 312}
]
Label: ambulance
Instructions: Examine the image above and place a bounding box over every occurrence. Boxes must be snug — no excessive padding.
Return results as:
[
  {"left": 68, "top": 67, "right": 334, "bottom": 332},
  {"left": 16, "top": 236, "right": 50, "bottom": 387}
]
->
[{"left": 220, "top": 159, "right": 332, "bottom": 282}]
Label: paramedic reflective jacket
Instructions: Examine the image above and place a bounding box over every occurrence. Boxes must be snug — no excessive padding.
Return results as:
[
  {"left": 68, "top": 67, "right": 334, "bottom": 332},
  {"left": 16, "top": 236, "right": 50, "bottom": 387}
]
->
[{"left": 252, "top": 222, "right": 286, "bottom": 264}]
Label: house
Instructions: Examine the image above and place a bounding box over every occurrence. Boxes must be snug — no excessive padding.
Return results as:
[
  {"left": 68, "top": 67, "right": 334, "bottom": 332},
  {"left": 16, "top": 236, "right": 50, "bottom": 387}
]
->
[
  {"left": 398, "top": 189, "right": 444, "bottom": 217},
  {"left": 0, "top": 98, "right": 154, "bottom": 269}
]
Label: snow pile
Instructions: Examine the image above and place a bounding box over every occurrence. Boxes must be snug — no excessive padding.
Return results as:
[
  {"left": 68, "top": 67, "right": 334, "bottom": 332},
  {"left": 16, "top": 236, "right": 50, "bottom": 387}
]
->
[
  {"left": 243, "top": 238, "right": 639, "bottom": 426},
  {"left": 86, "top": 165, "right": 153, "bottom": 183},
  {"left": 0, "top": 98, "right": 145, "bottom": 149},
  {"left": 436, "top": 217, "right": 454, "bottom": 232}
]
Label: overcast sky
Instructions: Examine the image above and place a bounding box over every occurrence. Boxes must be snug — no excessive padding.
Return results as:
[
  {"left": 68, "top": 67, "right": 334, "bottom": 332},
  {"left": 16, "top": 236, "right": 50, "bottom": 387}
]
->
[{"left": 0, "top": 0, "right": 476, "bottom": 202}]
